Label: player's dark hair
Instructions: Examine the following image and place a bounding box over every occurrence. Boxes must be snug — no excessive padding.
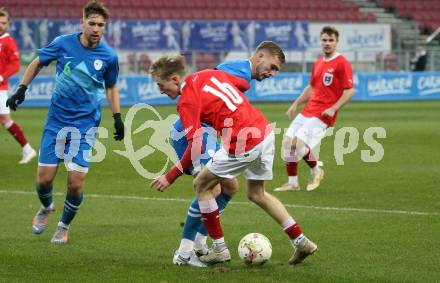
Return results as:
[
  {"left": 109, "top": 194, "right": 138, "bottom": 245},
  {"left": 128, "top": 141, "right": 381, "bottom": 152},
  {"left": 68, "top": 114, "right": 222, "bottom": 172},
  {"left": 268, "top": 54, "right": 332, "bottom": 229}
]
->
[
  {"left": 320, "top": 26, "right": 339, "bottom": 40},
  {"left": 150, "top": 55, "right": 186, "bottom": 80},
  {"left": 256, "top": 41, "right": 286, "bottom": 64},
  {"left": 0, "top": 7, "right": 10, "bottom": 21},
  {"left": 83, "top": 1, "right": 109, "bottom": 20}
]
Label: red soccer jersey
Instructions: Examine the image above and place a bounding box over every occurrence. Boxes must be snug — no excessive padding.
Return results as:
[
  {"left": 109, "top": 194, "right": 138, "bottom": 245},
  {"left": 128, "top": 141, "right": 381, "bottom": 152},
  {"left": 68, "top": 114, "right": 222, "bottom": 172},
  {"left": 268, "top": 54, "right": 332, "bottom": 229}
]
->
[
  {"left": 301, "top": 53, "right": 353, "bottom": 126},
  {"left": 178, "top": 69, "right": 271, "bottom": 154},
  {"left": 165, "top": 69, "right": 271, "bottom": 183},
  {"left": 0, "top": 33, "right": 20, "bottom": 90}
]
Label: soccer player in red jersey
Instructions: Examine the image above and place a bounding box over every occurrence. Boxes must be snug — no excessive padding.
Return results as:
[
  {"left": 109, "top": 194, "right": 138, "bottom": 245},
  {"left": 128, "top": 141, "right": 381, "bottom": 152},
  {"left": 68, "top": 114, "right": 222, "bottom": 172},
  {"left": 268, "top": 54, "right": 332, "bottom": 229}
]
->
[
  {"left": 275, "top": 26, "right": 354, "bottom": 192},
  {"left": 150, "top": 52, "right": 317, "bottom": 265},
  {"left": 0, "top": 8, "right": 36, "bottom": 164}
]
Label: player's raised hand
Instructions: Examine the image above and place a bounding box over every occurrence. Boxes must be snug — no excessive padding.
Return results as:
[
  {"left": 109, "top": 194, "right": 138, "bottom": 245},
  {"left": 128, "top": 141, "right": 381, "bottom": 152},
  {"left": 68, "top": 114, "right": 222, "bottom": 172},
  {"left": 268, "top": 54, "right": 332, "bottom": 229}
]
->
[
  {"left": 113, "top": 113, "right": 124, "bottom": 141},
  {"left": 286, "top": 103, "right": 297, "bottom": 120},
  {"left": 6, "top": 84, "right": 27, "bottom": 111},
  {"left": 150, "top": 175, "right": 171, "bottom": 192},
  {"left": 322, "top": 108, "right": 336, "bottom": 118}
]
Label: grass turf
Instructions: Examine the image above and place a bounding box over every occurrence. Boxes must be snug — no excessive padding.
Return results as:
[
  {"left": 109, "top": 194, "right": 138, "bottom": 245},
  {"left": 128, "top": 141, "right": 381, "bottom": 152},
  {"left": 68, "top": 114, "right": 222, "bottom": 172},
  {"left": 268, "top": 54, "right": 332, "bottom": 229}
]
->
[{"left": 0, "top": 101, "right": 439, "bottom": 282}]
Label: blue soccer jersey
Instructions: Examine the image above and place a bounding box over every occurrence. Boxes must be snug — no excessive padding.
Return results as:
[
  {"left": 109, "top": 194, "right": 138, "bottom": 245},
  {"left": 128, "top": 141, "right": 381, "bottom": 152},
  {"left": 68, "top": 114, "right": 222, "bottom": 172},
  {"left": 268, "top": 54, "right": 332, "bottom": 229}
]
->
[
  {"left": 37, "top": 33, "right": 119, "bottom": 169},
  {"left": 170, "top": 60, "right": 252, "bottom": 171},
  {"left": 215, "top": 60, "right": 252, "bottom": 83},
  {"left": 38, "top": 32, "right": 119, "bottom": 130}
]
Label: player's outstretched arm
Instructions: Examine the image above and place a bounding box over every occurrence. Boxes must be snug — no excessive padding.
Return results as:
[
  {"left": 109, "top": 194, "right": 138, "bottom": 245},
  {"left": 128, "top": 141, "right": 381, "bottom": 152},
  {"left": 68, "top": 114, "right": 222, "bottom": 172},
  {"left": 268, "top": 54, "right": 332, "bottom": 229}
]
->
[
  {"left": 322, "top": 87, "right": 354, "bottom": 118},
  {"left": 286, "top": 85, "right": 314, "bottom": 120},
  {"left": 6, "top": 57, "right": 44, "bottom": 111},
  {"left": 105, "top": 84, "right": 124, "bottom": 141}
]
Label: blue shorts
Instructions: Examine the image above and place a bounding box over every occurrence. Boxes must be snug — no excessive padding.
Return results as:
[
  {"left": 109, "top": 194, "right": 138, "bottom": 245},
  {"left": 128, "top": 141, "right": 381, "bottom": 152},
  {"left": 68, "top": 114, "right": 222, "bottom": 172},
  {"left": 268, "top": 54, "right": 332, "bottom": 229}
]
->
[
  {"left": 170, "top": 118, "right": 220, "bottom": 175},
  {"left": 38, "top": 126, "right": 97, "bottom": 173}
]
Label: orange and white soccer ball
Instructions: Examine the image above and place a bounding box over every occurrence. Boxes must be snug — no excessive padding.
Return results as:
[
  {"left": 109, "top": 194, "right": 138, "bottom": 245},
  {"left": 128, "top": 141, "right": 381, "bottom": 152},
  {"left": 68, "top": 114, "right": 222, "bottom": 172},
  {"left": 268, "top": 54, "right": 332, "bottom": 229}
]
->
[{"left": 237, "top": 233, "right": 272, "bottom": 265}]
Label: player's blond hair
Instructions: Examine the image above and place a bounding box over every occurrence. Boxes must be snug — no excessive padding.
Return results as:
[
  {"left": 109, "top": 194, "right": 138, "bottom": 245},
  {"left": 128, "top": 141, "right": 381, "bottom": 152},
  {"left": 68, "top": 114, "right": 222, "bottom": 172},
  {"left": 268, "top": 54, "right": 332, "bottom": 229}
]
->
[
  {"left": 150, "top": 55, "right": 186, "bottom": 80},
  {"left": 320, "top": 26, "right": 339, "bottom": 40},
  {"left": 83, "top": 0, "right": 109, "bottom": 20},
  {"left": 0, "top": 7, "right": 10, "bottom": 21},
  {"left": 256, "top": 41, "right": 286, "bottom": 64}
]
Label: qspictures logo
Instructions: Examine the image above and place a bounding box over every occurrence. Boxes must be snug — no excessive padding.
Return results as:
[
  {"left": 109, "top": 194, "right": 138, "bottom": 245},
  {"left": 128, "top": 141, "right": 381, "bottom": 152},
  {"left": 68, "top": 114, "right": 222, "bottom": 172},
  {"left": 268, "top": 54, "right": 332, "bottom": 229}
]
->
[{"left": 53, "top": 103, "right": 386, "bottom": 179}]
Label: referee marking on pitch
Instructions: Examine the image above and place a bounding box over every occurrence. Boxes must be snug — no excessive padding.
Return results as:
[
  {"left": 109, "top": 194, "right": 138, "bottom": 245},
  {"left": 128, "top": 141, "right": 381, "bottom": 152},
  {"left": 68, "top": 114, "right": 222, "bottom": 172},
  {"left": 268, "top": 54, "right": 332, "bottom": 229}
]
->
[{"left": 1, "top": 190, "right": 438, "bottom": 217}]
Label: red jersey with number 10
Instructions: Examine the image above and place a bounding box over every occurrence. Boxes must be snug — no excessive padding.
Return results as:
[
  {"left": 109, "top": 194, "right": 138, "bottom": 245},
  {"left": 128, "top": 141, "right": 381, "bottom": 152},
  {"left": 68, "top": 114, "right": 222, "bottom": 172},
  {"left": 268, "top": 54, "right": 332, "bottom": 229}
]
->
[
  {"left": 301, "top": 53, "right": 353, "bottom": 126},
  {"left": 178, "top": 69, "right": 271, "bottom": 155},
  {"left": 0, "top": 33, "right": 20, "bottom": 90}
]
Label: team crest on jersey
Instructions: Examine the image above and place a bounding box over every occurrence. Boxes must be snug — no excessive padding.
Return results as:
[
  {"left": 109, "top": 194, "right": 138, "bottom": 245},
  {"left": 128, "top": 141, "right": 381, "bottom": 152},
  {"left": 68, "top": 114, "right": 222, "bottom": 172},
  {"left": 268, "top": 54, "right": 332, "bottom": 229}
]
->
[
  {"left": 94, "top": 59, "right": 103, "bottom": 71},
  {"left": 323, "top": 72, "right": 333, "bottom": 86}
]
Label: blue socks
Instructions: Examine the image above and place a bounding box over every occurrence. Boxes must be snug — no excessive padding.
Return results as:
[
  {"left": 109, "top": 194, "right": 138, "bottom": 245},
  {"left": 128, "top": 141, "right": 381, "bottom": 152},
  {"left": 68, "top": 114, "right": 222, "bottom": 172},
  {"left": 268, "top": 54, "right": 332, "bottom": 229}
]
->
[
  {"left": 36, "top": 183, "right": 53, "bottom": 208},
  {"left": 216, "top": 192, "right": 232, "bottom": 215},
  {"left": 60, "top": 192, "right": 83, "bottom": 225}
]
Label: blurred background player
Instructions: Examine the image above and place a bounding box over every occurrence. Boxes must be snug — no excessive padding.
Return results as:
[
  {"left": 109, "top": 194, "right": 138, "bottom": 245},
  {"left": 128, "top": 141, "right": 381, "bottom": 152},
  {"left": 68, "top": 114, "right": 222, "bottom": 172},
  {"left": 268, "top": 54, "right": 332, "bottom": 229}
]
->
[
  {"left": 171, "top": 41, "right": 286, "bottom": 267},
  {"left": 7, "top": 1, "right": 124, "bottom": 244},
  {"left": 411, "top": 46, "right": 427, "bottom": 71},
  {"left": 275, "top": 26, "right": 354, "bottom": 192},
  {"left": 150, "top": 53, "right": 317, "bottom": 265},
  {"left": 0, "top": 7, "right": 36, "bottom": 164}
]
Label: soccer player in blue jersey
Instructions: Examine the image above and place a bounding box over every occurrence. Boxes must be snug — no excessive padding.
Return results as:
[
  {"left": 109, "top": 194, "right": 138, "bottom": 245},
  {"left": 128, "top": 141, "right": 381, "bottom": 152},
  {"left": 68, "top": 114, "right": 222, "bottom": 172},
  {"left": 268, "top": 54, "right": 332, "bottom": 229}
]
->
[
  {"left": 7, "top": 1, "right": 124, "bottom": 244},
  {"left": 164, "top": 41, "right": 285, "bottom": 266}
]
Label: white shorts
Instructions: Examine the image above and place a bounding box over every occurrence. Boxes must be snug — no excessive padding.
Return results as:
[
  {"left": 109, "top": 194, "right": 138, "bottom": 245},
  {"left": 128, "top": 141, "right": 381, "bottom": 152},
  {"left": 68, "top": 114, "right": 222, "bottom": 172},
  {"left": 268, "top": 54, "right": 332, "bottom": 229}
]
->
[
  {"left": 206, "top": 132, "right": 275, "bottom": 180},
  {"left": 0, "top": 90, "right": 10, "bottom": 115},
  {"left": 285, "top": 113, "right": 328, "bottom": 149}
]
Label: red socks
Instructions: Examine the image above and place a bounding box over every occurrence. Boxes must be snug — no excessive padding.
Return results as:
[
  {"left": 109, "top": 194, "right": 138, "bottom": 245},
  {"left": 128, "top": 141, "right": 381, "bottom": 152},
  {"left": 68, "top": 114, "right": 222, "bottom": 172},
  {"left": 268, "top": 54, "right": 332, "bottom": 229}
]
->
[
  {"left": 7, "top": 122, "right": 28, "bottom": 147},
  {"left": 199, "top": 199, "right": 224, "bottom": 240},
  {"left": 303, "top": 149, "right": 317, "bottom": 168}
]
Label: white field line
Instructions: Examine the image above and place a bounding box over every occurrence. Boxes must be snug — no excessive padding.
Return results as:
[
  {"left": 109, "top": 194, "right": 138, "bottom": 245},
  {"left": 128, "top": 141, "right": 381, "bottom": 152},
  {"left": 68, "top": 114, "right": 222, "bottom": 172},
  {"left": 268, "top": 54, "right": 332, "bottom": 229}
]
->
[{"left": 1, "top": 190, "right": 438, "bottom": 217}]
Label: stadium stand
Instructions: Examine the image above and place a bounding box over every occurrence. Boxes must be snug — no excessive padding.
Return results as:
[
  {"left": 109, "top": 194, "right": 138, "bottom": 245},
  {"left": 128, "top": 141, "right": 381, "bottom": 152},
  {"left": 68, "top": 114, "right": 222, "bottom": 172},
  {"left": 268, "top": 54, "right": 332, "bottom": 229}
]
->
[
  {"left": 6, "top": 0, "right": 376, "bottom": 22},
  {"left": 381, "top": 0, "right": 440, "bottom": 32}
]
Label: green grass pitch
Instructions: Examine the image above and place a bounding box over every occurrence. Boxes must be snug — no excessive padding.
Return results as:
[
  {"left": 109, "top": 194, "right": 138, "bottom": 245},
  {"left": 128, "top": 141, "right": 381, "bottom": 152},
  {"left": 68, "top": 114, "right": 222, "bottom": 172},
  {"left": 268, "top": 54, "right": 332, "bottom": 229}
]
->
[{"left": 1, "top": 101, "right": 439, "bottom": 282}]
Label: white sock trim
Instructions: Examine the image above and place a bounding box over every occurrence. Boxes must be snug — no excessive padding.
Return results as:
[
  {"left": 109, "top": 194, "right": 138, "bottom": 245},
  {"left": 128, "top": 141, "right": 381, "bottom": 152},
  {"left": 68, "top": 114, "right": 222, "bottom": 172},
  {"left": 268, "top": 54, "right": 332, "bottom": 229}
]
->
[
  {"left": 4, "top": 120, "right": 13, "bottom": 129},
  {"left": 293, "top": 234, "right": 306, "bottom": 246},
  {"left": 213, "top": 237, "right": 225, "bottom": 246},
  {"left": 43, "top": 202, "right": 55, "bottom": 210},
  {"left": 23, "top": 143, "right": 32, "bottom": 152},
  {"left": 58, "top": 221, "right": 69, "bottom": 229},
  {"left": 281, "top": 217, "right": 296, "bottom": 230},
  {"left": 178, "top": 238, "right": 194, "bottom": 255},
  {"left": 194, "top": 233, "right": 208, "bottom": 249},
  {"left": 288, "top": 176, "right": 298, "bottom": 185},
  {"left": 198, "top": 199, "right": 218, "bottom": 213}
]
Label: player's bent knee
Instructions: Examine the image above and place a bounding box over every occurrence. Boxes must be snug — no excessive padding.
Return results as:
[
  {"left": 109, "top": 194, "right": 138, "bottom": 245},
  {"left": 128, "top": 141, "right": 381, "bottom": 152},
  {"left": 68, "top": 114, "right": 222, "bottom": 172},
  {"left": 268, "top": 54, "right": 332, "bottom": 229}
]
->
[
  {"left": 37, "top": 171, "right": 56, "bottom": 188},
  {"left": 193, "top": 177, "right": 204, "bottom": 194},
  {"left": 67, "top": 180, "right": 83, "bottom": 194},
  {"left": 247, "top": 191, "right": 264, "bottom": 205},
  {"left": 282, "top": 136, "right": 296, "bottom": 150},
  {"left": 37, "top": 179, "right": 53, "bottom": 189},
  {"left": 282, "top": 137, "right": 297, "bottom": 162},
  {"left": 294, "top": 143, "right": 309, "bottom": 159},
  {"left": 0, "top": 113, "right": 11, "bottom": 124},
  {"left": 220, "top": 179, "right": 238, "bottom": 195}
]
